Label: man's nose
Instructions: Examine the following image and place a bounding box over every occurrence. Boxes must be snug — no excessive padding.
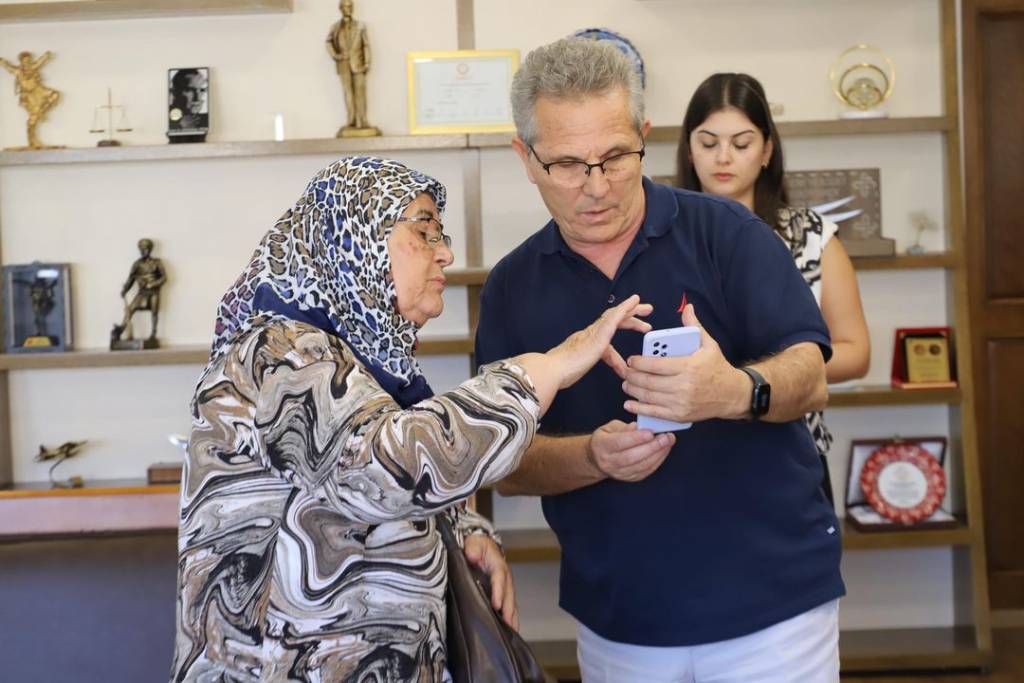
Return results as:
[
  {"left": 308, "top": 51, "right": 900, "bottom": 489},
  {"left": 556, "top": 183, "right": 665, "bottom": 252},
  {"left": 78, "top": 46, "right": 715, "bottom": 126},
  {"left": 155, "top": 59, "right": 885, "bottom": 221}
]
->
[{"left": 581, "top": 166, "right": 611, "bottom": 197}]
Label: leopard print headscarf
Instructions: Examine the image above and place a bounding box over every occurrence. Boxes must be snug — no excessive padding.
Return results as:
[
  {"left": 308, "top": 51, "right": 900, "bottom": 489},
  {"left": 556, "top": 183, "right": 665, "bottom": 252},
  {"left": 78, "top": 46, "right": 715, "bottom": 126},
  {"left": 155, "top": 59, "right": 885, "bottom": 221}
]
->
[{"left": 210, "top": 156, "right": 447, "bottom": 387}]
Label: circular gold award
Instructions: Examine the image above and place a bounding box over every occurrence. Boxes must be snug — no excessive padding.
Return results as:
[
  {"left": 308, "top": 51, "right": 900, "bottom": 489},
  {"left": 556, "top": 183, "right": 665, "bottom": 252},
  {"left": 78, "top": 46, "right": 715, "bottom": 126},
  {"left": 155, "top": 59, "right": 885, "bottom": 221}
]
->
[{"left": 829, "top": 44, "right": 895, "bottom": 118}]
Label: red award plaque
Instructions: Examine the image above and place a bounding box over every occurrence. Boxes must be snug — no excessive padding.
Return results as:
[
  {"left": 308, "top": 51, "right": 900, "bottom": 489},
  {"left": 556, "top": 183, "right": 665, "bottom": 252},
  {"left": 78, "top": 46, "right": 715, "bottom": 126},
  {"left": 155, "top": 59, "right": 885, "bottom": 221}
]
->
[{"left": 859, "top": 442, "right": 946, "bottom": 525}]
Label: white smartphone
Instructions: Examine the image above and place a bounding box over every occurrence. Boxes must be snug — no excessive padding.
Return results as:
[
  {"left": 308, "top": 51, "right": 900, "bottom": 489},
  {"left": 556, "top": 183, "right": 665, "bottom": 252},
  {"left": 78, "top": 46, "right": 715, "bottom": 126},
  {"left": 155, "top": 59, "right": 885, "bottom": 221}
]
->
[{"left": 636, "top": 325, "right": 702, "bottom": 433}]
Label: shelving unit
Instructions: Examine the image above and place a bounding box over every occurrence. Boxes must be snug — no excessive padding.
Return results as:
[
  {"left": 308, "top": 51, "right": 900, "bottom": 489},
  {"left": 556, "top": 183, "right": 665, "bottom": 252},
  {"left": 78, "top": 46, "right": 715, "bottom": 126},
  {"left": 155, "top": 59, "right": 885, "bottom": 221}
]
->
[
  {"left": 0, "top": 0, "right": 293, "bottom": 23},
  {"left": 472, "top": 1, "right": 992, "bottom": 675},
  {"left": 0, "top": 0, "right": 992, "bottom": 678}
]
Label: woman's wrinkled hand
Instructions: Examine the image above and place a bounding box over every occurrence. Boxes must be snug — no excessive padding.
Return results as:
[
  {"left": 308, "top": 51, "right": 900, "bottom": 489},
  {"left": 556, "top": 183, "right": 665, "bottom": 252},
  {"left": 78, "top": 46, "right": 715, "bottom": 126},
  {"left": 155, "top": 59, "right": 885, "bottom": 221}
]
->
[
  {"left": 463, "top": 533, "right": 519, "bottom": 631},
  {"left": 548, "top": 294, "right": 653, "bottom": 388}
]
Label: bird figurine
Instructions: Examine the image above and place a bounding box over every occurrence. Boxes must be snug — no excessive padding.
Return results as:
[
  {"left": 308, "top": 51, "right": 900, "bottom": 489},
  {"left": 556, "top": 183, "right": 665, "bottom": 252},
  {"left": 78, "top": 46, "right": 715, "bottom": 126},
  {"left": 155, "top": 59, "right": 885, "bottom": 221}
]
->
[{"left": 35, "top": 440, "right": 86, "bottom": 488}]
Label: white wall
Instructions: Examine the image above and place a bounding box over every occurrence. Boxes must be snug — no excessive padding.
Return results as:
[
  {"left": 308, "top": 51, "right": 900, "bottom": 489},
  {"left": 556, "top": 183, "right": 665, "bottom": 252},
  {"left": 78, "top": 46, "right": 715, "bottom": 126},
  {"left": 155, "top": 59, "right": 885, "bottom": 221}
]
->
[{"left": 1, "top": 0, "right": 962, "bottom": 639}]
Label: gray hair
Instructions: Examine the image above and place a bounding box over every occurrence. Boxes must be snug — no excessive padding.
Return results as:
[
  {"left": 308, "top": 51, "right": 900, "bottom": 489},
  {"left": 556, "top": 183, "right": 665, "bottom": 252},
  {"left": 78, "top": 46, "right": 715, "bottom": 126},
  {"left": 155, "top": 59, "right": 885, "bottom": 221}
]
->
[{"left": 511, "top": 37, "right": 645, "bottom": 146}]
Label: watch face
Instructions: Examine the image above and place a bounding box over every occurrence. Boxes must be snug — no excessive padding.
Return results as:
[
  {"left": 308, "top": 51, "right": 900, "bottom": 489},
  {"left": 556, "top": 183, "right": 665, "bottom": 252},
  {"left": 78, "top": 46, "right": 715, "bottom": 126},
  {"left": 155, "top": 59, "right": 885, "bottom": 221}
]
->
[{"left": 753, "top": 383, "right": 771, "bottom": 416}]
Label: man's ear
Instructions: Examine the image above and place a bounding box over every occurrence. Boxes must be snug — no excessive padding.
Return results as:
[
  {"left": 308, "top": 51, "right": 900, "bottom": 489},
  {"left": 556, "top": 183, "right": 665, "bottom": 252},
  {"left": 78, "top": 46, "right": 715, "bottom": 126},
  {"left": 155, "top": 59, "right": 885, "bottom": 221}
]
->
[{"left": 512, "top": 136, "right": 539, "bottom": 185}]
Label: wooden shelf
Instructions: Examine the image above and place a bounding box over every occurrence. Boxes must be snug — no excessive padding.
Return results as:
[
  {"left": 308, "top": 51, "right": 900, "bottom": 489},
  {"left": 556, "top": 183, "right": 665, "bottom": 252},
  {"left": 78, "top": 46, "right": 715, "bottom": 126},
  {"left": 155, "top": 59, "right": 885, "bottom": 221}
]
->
[
  {"left": 841, "top": 518, "right": 973, "bottom": 550},
  {"left": 0, "top": 478, "right": 179, "bottom": 537},
  {"left": 526, "top": 627, "right": 991, "bottom": 677},
  {"left": 853, "top": 252, "right": 957, "bottom": 270},
  {"left": 0, "top": 0, "right": 293, "bottom": 23},
  {"left": 647, "top": 116, "right": 954, "bottom": 144},
  {"left": 0, "top": 134, "right": 466, "bottom": 167},
  {"left": 0, "top": 331, "right": 475, "bottom": 371},
  {"left": 445, "top": 267, "right": 489, "bottom": 286},
  {"left": 0, "top": 117, "right": 950, "bottom": 167},
  {"left": 471, "top": 117, "right": 952, "bottom": 149},
  {"left": 502, "top": 520, "right": 974, "bottom": 564},
  {"left": 840, "top": 626, "right": 991, "bottom": 671},
  {"left": 828, "top": 384, "right": 961, "bottom": 407},
  {"left": 0, "top": 345, "right": 208, "bottom": 370},
  {"left": 502, "top": 528, "right": 561, "bottom": 563},
  {"left": 0, "top": 478, "right": 176, "bottom": 499}
]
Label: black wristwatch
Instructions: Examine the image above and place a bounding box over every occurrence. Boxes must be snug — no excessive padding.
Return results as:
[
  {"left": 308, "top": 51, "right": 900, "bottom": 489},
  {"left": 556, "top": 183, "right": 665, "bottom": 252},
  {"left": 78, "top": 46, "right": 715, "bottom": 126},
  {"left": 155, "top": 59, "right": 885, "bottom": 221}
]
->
[{"left": 739, "top": 366, "right": 771, "bottom": 420}]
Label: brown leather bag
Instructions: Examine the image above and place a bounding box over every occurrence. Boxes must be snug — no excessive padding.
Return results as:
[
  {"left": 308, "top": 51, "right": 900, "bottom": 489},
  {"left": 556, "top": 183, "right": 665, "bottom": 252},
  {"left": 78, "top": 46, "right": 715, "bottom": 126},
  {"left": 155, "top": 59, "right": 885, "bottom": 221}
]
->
[{"left": 438, "top": 515, "right": 552, "bottom": 683}]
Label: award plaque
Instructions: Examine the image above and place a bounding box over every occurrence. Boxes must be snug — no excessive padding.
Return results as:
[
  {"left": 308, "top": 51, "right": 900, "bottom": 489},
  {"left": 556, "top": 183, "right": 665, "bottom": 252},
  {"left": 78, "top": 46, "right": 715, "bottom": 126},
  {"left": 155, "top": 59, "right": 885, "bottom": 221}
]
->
[
  {"left": 891, "top": 326, "right": 957, "bottom": 389},
  {"left": 407, "top": 50, "right": 518, "bottom": 134},
  {"left": 2, "top": 262, "right": 72, "bottom": 353},
  {"left": 845, "top": 437, "right": 955, "bottom": 531},
  {"left": 785, "top": 168, "right": 895, "bottom": 257}
]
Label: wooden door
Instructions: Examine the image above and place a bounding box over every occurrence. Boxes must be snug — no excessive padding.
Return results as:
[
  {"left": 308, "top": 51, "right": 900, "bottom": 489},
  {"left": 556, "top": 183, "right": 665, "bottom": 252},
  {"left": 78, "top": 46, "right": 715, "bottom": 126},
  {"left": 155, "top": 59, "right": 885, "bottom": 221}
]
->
[{"left": 963, "top": 0, "right": 1024, "bottom": 610}]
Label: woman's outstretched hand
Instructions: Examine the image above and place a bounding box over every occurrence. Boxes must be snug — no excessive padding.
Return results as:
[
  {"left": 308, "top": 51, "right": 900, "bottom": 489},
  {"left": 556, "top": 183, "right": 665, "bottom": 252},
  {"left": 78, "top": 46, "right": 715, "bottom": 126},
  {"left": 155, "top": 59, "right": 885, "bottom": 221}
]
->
[
  {"left": 549, "top": 294, "right": 652, "bottom": 387},
  {"left": 514, "top": 295, "right": 652, "bottom": 416}
]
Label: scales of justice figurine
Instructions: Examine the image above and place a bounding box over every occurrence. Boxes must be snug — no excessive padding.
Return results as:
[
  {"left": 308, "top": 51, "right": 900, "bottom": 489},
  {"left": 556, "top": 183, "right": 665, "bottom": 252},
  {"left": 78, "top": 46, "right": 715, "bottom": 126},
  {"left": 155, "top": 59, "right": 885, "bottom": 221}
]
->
[
  {"left": 829, "top": 44, "right": 895, "bottom": 119},
  {"left": 89, "top": 87, "right": 132, "bottom": 147},
  {"left": 110, "top": 238, "right": 167, "bottom": 350},
  {"left": 0, "top": 50, "right": 64, "bottom": 151},
  {"left": 326, "top": 0, "right": 380, "bottom": 138}
]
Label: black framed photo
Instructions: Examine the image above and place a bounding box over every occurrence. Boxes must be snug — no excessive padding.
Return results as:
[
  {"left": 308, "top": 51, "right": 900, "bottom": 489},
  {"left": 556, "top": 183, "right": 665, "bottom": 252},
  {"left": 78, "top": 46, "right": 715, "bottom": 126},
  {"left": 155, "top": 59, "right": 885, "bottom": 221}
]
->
[
  {"left": 167, "top": 66, "right": 209, "bottom": 143},
  {"left": 3, "top": 262, "right": 73, "bottom": 353}
]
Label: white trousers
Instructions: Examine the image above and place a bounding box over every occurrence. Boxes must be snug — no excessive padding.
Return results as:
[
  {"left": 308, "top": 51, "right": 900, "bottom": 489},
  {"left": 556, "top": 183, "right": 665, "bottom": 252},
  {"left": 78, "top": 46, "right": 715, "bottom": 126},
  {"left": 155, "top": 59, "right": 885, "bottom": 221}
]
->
[{"left": 576, "top": 600, "right": 840, "bottom": 683}]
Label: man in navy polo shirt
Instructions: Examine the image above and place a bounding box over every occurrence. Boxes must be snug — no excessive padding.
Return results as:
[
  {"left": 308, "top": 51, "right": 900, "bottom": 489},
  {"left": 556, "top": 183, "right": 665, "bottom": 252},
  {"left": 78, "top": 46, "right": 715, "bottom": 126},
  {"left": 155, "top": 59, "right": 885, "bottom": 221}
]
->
[{"left": 475, "top": 38, "right": 845, "bottom": 682}]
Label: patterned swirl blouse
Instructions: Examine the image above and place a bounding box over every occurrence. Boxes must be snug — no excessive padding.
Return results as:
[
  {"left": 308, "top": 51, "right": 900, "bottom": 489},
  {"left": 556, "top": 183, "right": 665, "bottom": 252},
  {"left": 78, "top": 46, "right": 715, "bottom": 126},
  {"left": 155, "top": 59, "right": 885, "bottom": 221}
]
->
[
  {"left": 171, "top": 317, "right": 539, "bottom": 682},
  {"left": 775, "top": 206, "right": 839, "bottom": 460}
]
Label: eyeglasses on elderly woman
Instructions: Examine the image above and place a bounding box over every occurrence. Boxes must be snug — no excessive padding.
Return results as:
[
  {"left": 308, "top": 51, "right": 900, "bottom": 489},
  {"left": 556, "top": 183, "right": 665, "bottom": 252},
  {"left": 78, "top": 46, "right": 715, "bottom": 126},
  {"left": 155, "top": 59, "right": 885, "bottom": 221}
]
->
[{"left": 397, "top": 215, "right": 452, "bottom": 249}]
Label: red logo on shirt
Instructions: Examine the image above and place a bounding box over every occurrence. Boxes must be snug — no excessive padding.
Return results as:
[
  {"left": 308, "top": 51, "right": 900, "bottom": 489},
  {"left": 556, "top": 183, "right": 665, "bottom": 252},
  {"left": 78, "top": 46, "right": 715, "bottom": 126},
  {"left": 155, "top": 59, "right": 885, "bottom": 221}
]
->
[{"left": 677, "top": 291, "right": 689, "bottom": 313}]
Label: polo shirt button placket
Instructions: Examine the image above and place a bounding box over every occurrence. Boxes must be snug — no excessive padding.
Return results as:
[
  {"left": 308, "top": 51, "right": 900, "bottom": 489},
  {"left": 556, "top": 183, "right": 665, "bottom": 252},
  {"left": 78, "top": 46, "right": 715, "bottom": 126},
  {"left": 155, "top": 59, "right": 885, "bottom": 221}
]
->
[{"left": 607, "top": 294, "right": 616, "bottom": 304}]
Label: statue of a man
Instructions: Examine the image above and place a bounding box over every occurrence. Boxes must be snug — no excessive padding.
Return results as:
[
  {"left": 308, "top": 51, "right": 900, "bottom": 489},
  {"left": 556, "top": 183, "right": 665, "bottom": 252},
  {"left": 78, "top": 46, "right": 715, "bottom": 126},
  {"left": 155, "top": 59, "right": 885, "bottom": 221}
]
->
[
  {"left": 111, "top": 238, "right": 167, "bottom": 349},
  {"left": 13, "top": 274, "right": 58, "bottom": 342},
  {"left": 326, "top": 0, "right": 380, "bottom": 137},
  {"left": 0, "top": 51, "right": 62, "bottom": 150}
]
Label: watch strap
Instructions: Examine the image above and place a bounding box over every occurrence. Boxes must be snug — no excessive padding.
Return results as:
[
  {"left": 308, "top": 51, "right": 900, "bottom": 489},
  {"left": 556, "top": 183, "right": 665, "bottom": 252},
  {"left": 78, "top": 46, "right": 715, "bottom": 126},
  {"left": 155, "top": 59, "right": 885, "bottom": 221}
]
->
[{"left": 738, "top": 365, "right": 770, "bottom": 420}]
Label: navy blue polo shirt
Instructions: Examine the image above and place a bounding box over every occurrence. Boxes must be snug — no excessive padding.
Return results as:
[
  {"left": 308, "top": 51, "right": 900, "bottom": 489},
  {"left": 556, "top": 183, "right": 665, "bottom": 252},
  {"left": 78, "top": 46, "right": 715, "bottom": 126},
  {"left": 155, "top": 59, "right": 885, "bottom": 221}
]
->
[{"left": 475, "top": 177, "right": 845, "bottom": 646}]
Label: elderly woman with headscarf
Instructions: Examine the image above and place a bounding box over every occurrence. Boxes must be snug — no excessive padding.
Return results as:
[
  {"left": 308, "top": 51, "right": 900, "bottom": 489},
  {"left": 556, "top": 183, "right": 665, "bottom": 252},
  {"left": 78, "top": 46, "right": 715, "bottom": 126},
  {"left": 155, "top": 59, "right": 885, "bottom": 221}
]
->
[{"left": 171, "top": 157, "right": 650, "bottom": 682}]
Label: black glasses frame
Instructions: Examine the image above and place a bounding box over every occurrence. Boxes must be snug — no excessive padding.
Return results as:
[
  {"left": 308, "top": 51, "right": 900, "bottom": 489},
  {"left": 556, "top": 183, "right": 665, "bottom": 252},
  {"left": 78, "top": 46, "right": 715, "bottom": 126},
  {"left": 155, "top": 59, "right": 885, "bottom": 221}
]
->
[{"left": 528, "top": 144, "right": 646, "bottom": 179}]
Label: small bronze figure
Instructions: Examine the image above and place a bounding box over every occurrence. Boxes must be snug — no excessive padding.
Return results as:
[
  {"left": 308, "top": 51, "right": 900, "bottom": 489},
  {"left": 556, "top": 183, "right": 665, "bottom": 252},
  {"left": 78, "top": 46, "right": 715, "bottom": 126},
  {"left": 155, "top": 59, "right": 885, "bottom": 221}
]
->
[
  {"left": 111, "top": 238, "right": 167, "bottom": 350},
  {"left": 35, "top": 440, "right": 87, "bottom": 488},
  {"left": 14, "top": 274, "right": 58, "bottom": 346},
  {"left": 326, "top": 0, "right": 380, "bottom": 138},
  {"left": 0, "top": 50, "right": 64, "bottom": 151}
]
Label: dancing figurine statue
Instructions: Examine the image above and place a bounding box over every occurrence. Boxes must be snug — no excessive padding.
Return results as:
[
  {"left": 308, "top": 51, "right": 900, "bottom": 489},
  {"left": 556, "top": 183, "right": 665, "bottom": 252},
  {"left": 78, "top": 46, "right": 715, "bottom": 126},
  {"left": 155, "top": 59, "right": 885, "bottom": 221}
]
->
[{"left": 0, "top": 50, "right": 63, "bottom": 151}]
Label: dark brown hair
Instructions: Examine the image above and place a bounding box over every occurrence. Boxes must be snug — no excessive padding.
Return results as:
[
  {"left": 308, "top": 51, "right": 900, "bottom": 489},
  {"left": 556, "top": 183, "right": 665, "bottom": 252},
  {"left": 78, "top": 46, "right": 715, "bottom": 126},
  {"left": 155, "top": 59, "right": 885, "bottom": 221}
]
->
[{"left": 675, "top": 73, "right": 787, "bottom": 232}]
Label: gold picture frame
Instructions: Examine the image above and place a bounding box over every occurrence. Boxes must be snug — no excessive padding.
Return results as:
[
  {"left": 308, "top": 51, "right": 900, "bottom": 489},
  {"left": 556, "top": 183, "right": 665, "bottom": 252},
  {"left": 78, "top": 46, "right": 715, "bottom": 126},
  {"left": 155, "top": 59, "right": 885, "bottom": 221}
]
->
[{"left": 406, "top": 49, "right": 519, "bottom": 135}]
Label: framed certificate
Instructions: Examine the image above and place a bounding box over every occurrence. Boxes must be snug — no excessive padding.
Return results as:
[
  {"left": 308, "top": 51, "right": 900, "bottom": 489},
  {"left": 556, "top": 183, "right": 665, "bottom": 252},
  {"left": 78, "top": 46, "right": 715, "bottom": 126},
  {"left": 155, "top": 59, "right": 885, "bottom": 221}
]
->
[{"left": 407, "top": 50, "right": 519, "bottom": 134}]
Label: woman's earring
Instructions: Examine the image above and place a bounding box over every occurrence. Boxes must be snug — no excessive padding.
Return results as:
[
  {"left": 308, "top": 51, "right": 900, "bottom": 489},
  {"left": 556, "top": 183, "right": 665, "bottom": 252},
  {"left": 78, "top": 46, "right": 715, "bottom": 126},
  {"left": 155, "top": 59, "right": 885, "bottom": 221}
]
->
[{"left": 761, "top": 162, "right": 768, "bottom": 170}]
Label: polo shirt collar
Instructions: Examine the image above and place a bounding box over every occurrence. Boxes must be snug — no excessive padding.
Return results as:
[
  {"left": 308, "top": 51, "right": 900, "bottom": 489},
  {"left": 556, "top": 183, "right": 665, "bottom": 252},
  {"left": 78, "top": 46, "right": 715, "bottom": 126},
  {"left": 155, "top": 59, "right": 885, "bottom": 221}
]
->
[{"left": 531, "top": 176, "right": 679, "bottom": 256}]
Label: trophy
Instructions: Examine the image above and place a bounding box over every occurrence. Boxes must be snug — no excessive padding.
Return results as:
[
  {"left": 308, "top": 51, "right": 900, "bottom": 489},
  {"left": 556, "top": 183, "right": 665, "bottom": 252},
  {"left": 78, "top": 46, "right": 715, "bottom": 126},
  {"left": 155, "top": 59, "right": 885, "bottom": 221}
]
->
[
  {"left": 89, "top": 87, "right": 132, "bottom": 147},
  {"left": 110, "top": 238, "right": 167, "bottom": 350},
  {"left": 829, "top": 44, "right": 895, "bottom": 119},
  {"left": 0, "top": 50, "right": 65, "bottom": 151},
  {"left": 326, "top": 0, "right": 381, "bottom": 138},
  {"left": 3, "top": 262, "right": 73, "bottom": 353}
]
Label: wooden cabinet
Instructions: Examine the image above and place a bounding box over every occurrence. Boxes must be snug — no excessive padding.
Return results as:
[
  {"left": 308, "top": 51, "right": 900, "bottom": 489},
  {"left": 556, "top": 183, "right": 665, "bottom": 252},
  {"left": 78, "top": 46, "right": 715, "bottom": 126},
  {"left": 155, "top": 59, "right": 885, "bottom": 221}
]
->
[{"left": 0, "top": 0, "right": 991, "bottom": 675}]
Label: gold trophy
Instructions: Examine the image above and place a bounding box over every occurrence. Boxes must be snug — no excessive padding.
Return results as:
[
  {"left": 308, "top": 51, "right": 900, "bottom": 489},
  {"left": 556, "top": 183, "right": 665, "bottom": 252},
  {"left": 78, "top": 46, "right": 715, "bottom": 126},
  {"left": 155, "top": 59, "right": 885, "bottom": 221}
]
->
[
  {"left": 829, "top": 44, "right": 895, "bottom": 119},
  {"left": 0, "top": 50, "right": 65, "bottom": 150}
]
